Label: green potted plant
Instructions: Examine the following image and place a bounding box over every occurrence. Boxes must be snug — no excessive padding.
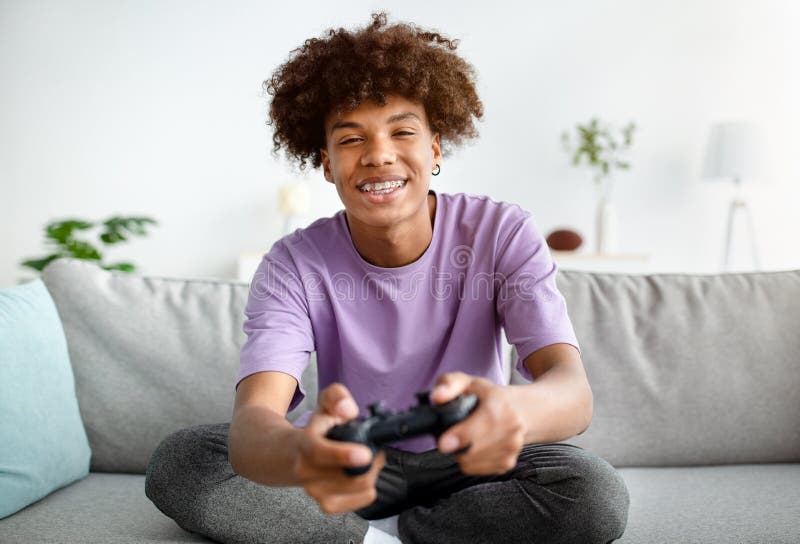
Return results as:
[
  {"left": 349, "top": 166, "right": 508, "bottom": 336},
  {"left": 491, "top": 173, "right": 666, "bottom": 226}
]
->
[
  {"left": 21, "top": 216, "right": 157, "bottom": 275},
  {"left": 561, "top": 118, "right": 636, "bottom": 254}
]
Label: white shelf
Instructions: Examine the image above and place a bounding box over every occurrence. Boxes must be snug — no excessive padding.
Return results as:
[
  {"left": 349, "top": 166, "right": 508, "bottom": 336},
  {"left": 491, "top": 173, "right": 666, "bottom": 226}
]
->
[{"left": 551, "top": 251, "right": 651, "bottom": 273}]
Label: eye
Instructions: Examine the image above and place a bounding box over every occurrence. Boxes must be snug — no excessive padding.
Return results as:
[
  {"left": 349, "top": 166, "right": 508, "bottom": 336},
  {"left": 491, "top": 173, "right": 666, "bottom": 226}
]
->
[{"left": 339, "top": 132, "right": 415, "bottom": 145}]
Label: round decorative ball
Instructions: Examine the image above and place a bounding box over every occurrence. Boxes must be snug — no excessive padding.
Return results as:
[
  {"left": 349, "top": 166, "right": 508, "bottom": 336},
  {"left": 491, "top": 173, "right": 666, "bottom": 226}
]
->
[{"left": 546, "top": 229, "right": 583, "bottom": 251}]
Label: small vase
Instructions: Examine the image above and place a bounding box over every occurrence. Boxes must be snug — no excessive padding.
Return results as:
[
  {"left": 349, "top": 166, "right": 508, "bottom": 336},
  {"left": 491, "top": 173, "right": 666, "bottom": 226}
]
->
[
  {"left": 595, "top": 177, "right": 617, "bottom": 255},
  {"left": 596, "top": 198, "right": 617, "bottom": 255}
]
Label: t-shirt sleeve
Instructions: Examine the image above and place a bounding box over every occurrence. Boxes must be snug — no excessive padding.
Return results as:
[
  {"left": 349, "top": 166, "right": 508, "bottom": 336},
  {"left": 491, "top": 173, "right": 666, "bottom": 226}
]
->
[
  {"left": 495, "top": 211, "right": 580, "bottom": 382},
  {"left": 237, "top": 241, "right": 315, "bottom": 412}
]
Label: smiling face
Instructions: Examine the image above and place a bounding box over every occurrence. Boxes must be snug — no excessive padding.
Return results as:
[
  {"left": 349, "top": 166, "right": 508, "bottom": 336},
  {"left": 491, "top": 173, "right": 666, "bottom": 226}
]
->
[{"left": 320, "top": 95, "right": 442, "bottom": 233}]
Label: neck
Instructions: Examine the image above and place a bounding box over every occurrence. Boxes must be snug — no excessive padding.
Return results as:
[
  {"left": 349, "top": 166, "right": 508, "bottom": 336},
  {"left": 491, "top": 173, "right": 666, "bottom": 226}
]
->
[{"left": 346, "top": 193, "right": 436, "bottom": 268}]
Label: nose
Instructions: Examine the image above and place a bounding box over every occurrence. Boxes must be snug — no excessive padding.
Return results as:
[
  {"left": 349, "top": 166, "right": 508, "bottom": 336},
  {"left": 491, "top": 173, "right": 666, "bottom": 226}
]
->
[{"left": 360, "top": 135, "right": 396, "bottom": 167}]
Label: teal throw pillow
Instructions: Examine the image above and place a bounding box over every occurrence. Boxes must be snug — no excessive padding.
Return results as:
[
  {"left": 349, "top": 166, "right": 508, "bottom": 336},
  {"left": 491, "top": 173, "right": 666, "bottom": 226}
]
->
[{"left": 0, "top": 279, "right": 91, "bottom": 518}]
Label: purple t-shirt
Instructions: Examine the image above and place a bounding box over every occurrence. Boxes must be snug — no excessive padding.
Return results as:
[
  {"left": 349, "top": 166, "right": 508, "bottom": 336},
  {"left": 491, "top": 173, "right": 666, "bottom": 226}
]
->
[{"left": 238, "top": 191, "right": 580, "bottom": 452}]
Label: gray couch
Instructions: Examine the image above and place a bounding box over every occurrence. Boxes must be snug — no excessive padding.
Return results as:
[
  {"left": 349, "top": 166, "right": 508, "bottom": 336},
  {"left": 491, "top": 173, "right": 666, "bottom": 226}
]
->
[{"left": 1, "top": 258, "right": 798, "bottom": 543}]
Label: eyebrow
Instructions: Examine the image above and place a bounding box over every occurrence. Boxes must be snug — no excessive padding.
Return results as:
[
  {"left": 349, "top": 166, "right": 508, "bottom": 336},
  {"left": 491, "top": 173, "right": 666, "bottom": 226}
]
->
[{"left": 329, "top": 112, "right": 423, "bottom": 135}]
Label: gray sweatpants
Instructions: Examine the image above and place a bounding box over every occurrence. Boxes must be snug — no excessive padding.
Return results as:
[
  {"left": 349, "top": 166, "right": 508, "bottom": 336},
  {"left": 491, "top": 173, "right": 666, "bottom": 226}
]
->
[{"left": 145, "top": 423, "right": 629, "bottom": 544}]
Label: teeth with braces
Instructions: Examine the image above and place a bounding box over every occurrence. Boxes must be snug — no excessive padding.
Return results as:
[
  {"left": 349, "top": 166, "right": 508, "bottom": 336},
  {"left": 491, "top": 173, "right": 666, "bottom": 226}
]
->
[{"left": 360, "top": 180, "right": 406, "bottom": 193}]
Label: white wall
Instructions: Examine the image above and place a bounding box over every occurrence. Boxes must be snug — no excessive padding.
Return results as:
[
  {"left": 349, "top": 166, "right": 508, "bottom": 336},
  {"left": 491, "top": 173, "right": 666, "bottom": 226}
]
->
[{"left": 2, "top": 0, "right": 798, "bottom": 287}]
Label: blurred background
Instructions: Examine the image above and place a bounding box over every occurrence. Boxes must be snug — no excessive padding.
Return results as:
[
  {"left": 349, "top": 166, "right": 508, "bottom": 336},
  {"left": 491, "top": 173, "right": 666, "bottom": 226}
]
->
[{"left": 1, "top": 0, "right": 798, "bottom": 286}]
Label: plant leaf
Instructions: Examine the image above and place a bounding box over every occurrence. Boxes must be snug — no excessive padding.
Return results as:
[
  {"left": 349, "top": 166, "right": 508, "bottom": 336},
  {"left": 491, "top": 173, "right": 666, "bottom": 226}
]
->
[
  {"left": 104, "top": 216, "right": 157, "bottom": 237},
  {"left": 65, "top": 240, "right": 102, "bottom": 260},
  {"left": 45, "top": 220, "right": 93, "bottom": 244},
  {"left": 100, "top": 231, "right": 127, "bottom": 244},
  {"left": 103, "top": 262, "right": 136, "bottom": 272},
  {"left": 20, "top": 254, "right": 62, "bottom": 272}
]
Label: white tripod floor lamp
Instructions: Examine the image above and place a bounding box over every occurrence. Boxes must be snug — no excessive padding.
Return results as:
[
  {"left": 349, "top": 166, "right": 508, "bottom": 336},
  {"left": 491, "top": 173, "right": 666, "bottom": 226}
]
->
[
  {"left": 722, "top": 180, "right": 760, "bottom": 271},
  {"left": 702, "top": 122, "right": 765, "bottom": 271}
]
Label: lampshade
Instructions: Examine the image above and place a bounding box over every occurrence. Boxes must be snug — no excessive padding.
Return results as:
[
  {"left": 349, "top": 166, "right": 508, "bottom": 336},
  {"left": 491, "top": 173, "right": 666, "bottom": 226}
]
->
[{"left": 702, "top": 121, "right": 766, "bottom": 183}]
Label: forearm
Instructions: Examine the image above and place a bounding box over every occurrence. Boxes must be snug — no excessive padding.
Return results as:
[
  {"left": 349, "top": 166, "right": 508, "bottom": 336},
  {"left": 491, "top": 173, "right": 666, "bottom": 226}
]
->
[
  {"left": 228, "top": 405, "right": 305, "bottom": 486},
  {"left": 505, "top": 366, "right": 593, "bottom": 445}
]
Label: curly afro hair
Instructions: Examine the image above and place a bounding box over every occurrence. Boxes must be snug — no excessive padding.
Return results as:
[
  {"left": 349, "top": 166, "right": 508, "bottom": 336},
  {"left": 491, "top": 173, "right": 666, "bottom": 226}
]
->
[{"left": 264, "top": 11, "right": 484, "bottom": 172}]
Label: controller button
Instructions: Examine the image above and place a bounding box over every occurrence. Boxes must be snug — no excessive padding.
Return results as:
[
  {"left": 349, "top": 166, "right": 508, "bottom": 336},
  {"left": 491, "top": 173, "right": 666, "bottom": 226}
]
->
[{"left": 368, "top": 402, "right": 386, "bottom": 416}]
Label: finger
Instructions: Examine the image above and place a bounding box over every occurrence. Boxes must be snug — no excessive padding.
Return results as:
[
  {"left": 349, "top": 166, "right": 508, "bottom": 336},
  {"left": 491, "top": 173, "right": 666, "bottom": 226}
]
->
[
  {"left": 317, "top": 487, "right": 378, "bottom": 515},
  {"left": 298, "top": 431, "right": 374, "bottom": 469},
  {"left": 307, "top": 451, "right": 387, "bottom": 514},
  {"left": 438, "top": 402, "right": 493, "bottom": 453},
  {"left": 317, "top": 382, "right": 360, "bottom": 419},
  {"left": 295, "top": 447, "right": 375, "bottom": 486},
  {"left": 446, "top": 421, "right": 524, "bottom": 471},
  {"left": 438, "top": 419, "right": 477, "bottom": 454},
  {"left": 430, "top": 372, "right": 472, "bottom": 404},
  {"left": 436, "top": 378, "right": 500, "bottom": 453},
  {"left": 436, "top": 396, "right": 488, "bottom": 455},
  {"left": 368, "top": 449, "right": 387, "bottom": 477},
  {"left": 305, "top": 385, "right": 360, "bottom": 438},
  {"left": 439, "top": 407, "right": 518, "bottom": 457},
  {"left": 311, "top": 449, "right": 387, "bottom": 494},
  {"left": 307, "top": 476, "right": 378, "bottom": 515}
]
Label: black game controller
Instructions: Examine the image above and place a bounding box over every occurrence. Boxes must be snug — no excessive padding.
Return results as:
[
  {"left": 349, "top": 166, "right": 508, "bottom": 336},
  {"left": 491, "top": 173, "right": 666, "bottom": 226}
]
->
[{"left": 325, "top": 391, "right": 479, "bottom": 476}]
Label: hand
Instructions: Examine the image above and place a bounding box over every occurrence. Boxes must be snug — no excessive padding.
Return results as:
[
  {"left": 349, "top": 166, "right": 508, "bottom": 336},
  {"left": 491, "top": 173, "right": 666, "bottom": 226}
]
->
[
  {"left": 292, "top": 383, "right": 387, "bottom": 514},
  {"left": 431, "top": 372, "right": 526, "bottom": 475}
]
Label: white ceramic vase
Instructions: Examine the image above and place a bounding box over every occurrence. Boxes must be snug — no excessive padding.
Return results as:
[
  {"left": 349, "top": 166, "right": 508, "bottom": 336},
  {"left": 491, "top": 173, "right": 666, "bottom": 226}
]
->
[
  {"left": 596, "top": 198, "right": 618, "bottom": 255},
  {"left": 595, "top": 177, "right": 618, "bottom": 255}
]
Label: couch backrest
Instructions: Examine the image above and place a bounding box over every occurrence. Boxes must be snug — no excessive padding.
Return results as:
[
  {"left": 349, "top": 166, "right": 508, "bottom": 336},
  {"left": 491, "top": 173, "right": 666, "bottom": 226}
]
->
[
  {"left": 42, "top": 259, "right": 317, "bottom": 474},
  {"left": 43, "top": 259, "right": 800, "bottom": 472},
  {"left": 552, "top": 269, "right": 800, "bottom": 467}
]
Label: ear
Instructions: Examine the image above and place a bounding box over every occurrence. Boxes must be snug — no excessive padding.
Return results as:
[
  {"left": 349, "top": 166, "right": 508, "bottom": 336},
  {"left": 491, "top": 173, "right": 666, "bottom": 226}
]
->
[
  {"left": 431, "top": 132, "right": 442, "bottom": 166},
  {"left": 320, "top": 147, "right": 334, "bottom": 184}
]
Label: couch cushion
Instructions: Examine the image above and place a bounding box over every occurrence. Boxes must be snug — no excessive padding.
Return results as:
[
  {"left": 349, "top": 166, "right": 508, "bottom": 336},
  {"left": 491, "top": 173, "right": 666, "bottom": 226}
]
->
[
  {"left": 41, "top": 259, "right": 318, "bottom": 474},
  {"left": 616, "top": 464, "right": 800, "bottom": 543},
  {"left": 0, "top": 280, "right": 91, "bottom": 518},
  {"left": 0, "top": 473, "right": 211, "bottom": 543},
  {"left": 554, "top": 270, "right": 800, "bottom": 467},
  {"left": 0, "top": 466, "right": 797, "bottom": 543}
]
